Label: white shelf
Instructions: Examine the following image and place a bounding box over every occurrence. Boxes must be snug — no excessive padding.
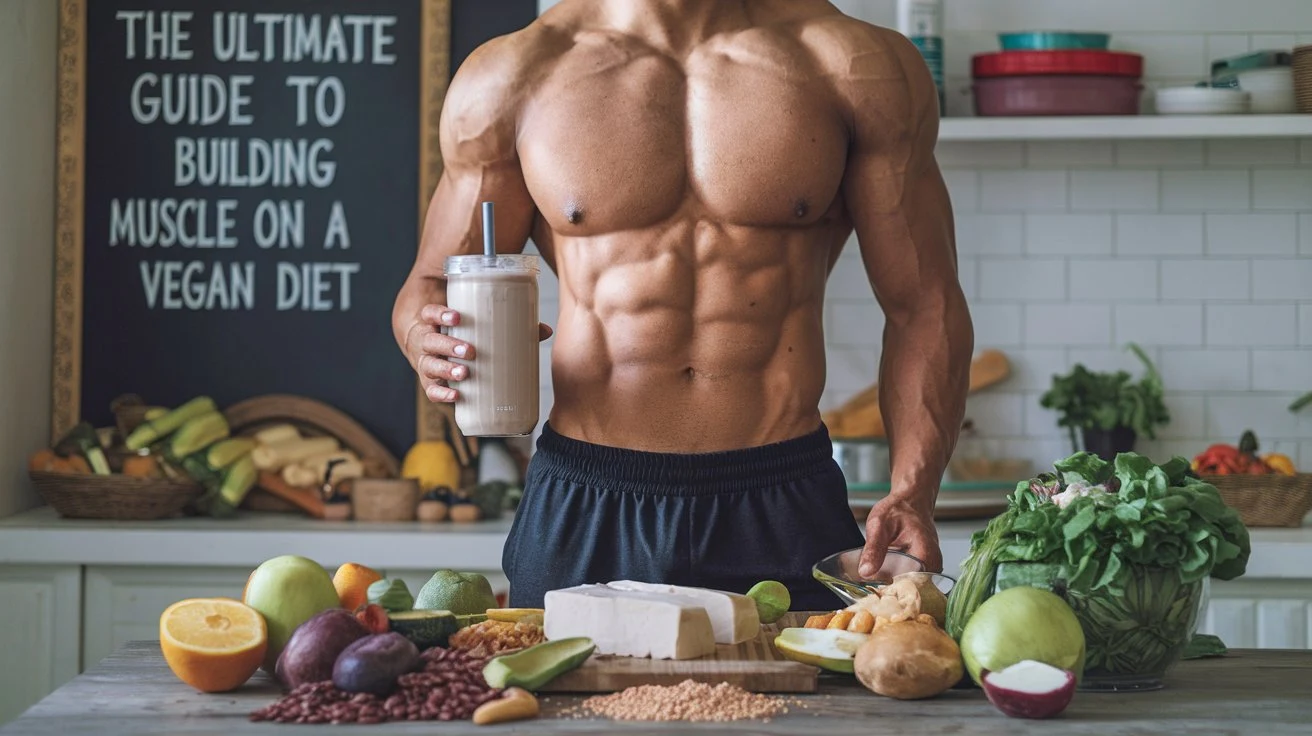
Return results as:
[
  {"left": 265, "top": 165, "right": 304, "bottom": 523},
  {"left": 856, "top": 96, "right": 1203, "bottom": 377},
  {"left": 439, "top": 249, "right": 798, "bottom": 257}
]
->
[{"left": 938, "top": 114, "right": 1312, "bottom": 142}]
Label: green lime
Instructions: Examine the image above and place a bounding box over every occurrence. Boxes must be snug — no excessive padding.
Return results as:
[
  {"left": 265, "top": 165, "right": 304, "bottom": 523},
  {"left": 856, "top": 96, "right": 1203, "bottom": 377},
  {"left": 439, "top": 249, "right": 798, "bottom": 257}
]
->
[{"left": 747, "top": 580, "right": 791, "bottom": 624}]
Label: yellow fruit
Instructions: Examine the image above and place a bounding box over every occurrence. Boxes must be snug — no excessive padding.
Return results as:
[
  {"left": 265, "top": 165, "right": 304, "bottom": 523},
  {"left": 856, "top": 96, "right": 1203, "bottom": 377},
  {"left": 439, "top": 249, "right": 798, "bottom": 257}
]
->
[
  {"left": 401, "top": 441, "right": 461, "bottom": 491},
  {"left": 1262, "top": 453, "right": 1296, "bottom": 476},
  {"left": 333, "top": 562, "right": 383, "bottom": 611},
  {"left": 487, "top": 608, "right": 545, "bottom": 625},
  {"left": 160, "top": 598, "right": 267, "bottom": 693}
]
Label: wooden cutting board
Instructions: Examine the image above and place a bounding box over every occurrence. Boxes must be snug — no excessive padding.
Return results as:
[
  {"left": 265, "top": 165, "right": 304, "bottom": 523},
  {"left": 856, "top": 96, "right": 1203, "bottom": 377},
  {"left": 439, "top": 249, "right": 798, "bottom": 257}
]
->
[{"left": 537, "top": 614, "right": 819, "bottom": 694}]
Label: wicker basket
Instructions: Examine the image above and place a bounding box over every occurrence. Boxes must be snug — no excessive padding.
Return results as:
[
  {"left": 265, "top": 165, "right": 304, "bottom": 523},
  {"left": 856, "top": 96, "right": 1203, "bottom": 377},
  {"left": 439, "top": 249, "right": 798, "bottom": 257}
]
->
[
  {"left": 29, "top": 471, "right": 203, "bottom": 521},
  {"left": 1203, "top": 473, "right": 1312, "bottom": 528},
  {"left": 1295, "top": 45, "right": 1312, "bottom": 113}
]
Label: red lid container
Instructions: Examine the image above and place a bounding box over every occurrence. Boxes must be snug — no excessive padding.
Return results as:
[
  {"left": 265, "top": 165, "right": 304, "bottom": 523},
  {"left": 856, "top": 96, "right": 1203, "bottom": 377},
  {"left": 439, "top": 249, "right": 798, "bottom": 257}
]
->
[{"left": 972, "top": 50, "right": 1144, "bottom": 78}]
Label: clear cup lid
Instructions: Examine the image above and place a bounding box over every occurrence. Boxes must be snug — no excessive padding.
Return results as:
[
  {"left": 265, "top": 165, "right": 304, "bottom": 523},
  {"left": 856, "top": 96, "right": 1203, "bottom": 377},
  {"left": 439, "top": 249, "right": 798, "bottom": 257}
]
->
[{"left": 444, "top": 253, "right": 539, "bottom": 276}]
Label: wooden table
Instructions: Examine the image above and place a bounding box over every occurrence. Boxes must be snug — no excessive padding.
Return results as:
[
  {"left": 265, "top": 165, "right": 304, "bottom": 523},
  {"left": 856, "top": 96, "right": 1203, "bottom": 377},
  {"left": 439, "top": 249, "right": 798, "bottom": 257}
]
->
[{"left": 2, "top": 642, "right": 1310, "bottom": 735}]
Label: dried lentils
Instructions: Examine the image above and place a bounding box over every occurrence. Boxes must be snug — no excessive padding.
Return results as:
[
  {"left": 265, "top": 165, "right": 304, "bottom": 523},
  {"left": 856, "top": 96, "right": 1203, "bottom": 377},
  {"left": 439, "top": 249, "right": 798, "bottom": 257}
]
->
[{"left": 571, "top": 680, "right": 791, "bottom": 722}]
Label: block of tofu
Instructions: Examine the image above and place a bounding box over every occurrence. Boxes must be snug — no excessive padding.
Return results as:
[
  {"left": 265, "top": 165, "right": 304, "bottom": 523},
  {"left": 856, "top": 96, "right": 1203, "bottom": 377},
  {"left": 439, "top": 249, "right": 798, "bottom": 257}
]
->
[
  {"left": 606, "top": 581, "right": 761, "bottom": 644},
  {"left": 543, "top": 584, "right": 717, "bottom": 660}
]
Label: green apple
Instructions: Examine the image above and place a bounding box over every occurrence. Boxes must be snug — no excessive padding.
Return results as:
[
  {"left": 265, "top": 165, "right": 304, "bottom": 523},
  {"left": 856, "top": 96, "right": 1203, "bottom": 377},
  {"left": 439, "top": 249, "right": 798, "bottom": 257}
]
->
[
  {"left": 413, "top": 570, "right": 498, "bottom": 615},
  {"left": 243, "top": 555, "right": 342, "bottom": 671},
  {"left": 774, "top": 628, "right": 868, "bottom": 674},
  {"left": 959, "top": 586, "right": 1086, "bottom": 686}
]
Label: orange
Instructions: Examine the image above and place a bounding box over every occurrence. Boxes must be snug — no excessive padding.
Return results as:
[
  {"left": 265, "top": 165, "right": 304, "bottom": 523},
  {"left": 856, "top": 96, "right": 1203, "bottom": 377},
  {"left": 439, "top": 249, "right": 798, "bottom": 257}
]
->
[
  {"left": 333, "top": 562, "right": 383, "bottom": 611},
  {"left": 160, "top": 598, "right": 267, "bottom": 693}
]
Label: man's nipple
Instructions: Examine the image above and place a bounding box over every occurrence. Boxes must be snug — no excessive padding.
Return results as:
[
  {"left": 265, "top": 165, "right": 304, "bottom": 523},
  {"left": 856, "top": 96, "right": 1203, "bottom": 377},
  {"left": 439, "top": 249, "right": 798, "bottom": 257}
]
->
[
  {"left": 794, "top": 199, "right": 810, "bottom": 219},
  {"left": 565, "top": 204, "right": 585, "bottom": 225}
]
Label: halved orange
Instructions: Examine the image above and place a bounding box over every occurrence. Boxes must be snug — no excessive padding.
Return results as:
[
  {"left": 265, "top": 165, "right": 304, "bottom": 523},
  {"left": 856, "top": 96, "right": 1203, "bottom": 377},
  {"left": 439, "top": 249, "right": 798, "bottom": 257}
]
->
[{"left": 160, "top": 598, "right": 268, "bottom": 693}]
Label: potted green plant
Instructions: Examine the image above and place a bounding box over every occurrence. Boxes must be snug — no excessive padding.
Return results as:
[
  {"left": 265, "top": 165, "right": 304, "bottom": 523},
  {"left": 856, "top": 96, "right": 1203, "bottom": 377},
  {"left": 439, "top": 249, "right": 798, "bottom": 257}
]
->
[{"left": 1039, "top": 344, "right": 1169, "bottom": 460}]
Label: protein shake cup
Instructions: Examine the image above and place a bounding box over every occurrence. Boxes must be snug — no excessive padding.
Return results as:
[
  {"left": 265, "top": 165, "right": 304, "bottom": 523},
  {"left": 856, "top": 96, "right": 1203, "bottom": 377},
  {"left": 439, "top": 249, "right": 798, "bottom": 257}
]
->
[{"left": 444, "top": 203, "right": 540, "bottom": 437}]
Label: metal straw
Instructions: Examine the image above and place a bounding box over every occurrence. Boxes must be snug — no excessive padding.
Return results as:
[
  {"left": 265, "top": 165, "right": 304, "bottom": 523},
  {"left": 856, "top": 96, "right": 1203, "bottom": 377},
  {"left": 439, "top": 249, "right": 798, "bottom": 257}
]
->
[{"left": 482, "top": 201, "right": 496, "bottom": 259}]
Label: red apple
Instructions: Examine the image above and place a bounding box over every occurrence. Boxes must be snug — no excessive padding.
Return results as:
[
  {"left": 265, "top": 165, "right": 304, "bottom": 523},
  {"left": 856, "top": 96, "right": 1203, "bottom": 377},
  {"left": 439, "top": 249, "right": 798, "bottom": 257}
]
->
[{"left": 981, "top": 660, "right": 1076, "bottom": 719}]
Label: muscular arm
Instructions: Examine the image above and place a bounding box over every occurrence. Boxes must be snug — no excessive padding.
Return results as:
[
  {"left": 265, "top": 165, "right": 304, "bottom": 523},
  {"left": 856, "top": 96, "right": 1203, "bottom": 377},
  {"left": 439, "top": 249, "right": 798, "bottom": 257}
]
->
[
  {"left": 392, "top": 37, "right": 542, "bottom": 401},
  {"left": 840, "top": 33, "right": 974, "bottom": 574}
]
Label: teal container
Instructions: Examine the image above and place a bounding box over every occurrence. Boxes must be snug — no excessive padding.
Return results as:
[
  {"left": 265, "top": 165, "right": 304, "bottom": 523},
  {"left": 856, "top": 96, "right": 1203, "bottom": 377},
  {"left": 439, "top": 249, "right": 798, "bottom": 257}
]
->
[{"left": 999, "top": 31, "right": 1111, "bottom": 50}]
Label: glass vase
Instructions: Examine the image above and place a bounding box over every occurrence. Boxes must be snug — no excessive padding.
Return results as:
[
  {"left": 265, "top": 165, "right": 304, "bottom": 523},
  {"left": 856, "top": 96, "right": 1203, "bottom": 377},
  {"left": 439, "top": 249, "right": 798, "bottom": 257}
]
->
[{"left": 995, "top": 562, "right": 1207, "bottom": 692}]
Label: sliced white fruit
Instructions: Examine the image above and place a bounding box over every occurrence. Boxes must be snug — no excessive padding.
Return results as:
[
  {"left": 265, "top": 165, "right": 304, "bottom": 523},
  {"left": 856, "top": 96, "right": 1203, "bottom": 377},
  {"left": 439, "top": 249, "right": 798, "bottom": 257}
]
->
[
  {"left": 981, "top": 659, "right": 1076, "bottom": 719},
  {"left": 774, "top": 627, "right": 869, "bottom": 674}
]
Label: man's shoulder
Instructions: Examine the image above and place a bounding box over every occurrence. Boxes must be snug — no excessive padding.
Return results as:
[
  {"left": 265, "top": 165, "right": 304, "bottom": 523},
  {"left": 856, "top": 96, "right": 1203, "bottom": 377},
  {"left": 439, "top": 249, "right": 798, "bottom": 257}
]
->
[
  {"left": 449, "top": 22, "right": 570, "bottom": 102},
  {"left": 793, "top": 12, "right": 927, "bottom": 85},
  {"left": 792, "top": 12, "right": 938, "bottom": 139}
]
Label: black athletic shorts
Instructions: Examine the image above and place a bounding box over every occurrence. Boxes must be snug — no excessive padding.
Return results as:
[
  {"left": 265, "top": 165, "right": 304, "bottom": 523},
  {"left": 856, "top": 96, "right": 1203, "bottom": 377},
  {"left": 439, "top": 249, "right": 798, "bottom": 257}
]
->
[{"left": 502, "top": 422, "right": 866, "bottom": 611}]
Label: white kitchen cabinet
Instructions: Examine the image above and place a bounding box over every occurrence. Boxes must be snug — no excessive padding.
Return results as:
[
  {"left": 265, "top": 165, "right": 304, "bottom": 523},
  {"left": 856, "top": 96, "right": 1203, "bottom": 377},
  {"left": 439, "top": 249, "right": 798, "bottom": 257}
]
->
[
  {"left": 1200, "top": 579, "right": 1312, "bottom": 649},
  {"left": 82, "top": 566, "right": 252, "bottom": 672},
  {"left": 0, "top": 565, "right": 81, "bottom": 725}
]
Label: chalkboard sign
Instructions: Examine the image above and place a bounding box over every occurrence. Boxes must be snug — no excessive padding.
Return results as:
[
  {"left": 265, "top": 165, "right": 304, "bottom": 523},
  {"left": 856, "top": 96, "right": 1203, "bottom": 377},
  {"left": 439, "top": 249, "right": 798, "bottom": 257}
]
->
[{"left": 53, "top": 0, "right": 450, "bottom": 458}]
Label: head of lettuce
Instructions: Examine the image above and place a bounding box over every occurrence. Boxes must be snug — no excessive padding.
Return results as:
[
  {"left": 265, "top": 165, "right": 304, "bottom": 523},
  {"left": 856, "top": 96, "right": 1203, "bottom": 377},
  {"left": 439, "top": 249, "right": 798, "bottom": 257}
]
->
[{"left": 945, "top": 451, "right": 1251, "bottom": 644}]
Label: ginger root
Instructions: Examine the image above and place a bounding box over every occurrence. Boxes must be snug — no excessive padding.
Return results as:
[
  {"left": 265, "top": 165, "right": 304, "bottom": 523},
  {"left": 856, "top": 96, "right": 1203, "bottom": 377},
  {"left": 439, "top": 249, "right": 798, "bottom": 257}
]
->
[{"left": 846, "top": 572, "right": 948, "bottom": 628}]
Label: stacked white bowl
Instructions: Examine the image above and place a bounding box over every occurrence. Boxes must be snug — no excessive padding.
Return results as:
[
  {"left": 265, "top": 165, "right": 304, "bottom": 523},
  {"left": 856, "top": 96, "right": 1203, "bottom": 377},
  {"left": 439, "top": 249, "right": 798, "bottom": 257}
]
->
[
  {"left": 1236, "top": 67, "right": 1298, "bottom": 113},
  {"left": 1155, "top": 86, "right": 1250, "bottom": 115}
]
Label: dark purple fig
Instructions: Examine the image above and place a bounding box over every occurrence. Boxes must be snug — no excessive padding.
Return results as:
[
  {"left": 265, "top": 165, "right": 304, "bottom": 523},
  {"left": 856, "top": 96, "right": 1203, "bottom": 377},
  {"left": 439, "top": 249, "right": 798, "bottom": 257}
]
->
[
  {"left": 275, "top": 608, "right": 369, "bottom": 691},
  {"left": 332, "top": 632, "right": 420, "bottom": 696}
]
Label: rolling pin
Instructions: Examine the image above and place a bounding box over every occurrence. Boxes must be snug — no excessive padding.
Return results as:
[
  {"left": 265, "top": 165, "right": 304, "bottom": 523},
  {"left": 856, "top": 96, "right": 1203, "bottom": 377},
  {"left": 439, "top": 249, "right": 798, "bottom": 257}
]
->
[{"left": 825, "top": 350, "right": 1011, "bottom": 439}]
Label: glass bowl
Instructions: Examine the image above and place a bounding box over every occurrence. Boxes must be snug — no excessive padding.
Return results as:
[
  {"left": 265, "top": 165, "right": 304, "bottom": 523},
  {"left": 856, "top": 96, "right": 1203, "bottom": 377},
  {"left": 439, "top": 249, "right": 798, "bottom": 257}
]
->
[
  {"left": 995, "top": 562, "right": 1208, "bottom": 692},
  {"left": 813, "top": 547, "right": 956, "bottom": 607}
]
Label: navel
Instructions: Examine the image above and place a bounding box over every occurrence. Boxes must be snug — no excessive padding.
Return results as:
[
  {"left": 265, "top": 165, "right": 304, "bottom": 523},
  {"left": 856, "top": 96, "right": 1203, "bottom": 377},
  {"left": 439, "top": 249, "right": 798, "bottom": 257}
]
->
[{"left": 794, "top": 199, "right": 810, "bottom": 219}]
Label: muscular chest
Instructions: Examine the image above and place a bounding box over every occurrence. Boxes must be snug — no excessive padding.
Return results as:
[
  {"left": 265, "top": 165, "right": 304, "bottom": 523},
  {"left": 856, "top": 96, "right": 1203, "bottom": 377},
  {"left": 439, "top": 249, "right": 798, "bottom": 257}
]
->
[{"left": 517, "top": 33, "right": 850, "bottom": 234}]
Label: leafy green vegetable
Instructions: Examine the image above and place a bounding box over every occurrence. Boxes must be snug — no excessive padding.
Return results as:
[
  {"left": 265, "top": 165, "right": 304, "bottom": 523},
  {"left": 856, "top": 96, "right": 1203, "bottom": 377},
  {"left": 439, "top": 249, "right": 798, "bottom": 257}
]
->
[
  {"left": 1039, "top": 343, "right": 1170, "bottom": 453},
  {"left": 944, "top": 450, "right": 1251, "bottom": 643},
  {"left": 1291, "top": 391, "right": 1312, "bottom": 414},
  {"left": 1183, "top": 633, "right": 1228, "bottom": 660}
]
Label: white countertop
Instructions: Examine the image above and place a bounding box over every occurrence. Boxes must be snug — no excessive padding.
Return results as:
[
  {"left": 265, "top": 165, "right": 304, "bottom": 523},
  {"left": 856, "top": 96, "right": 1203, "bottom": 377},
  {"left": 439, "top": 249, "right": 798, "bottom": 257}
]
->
[{"left": 0, "top": 506, "right": 1307, "bottom": 578}]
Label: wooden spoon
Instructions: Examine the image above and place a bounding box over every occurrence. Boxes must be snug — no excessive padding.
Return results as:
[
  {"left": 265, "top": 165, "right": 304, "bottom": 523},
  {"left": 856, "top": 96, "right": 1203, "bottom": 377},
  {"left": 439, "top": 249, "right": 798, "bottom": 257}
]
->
[{"left": 825, "top": 350, "right": 1011, "bottom": 439}]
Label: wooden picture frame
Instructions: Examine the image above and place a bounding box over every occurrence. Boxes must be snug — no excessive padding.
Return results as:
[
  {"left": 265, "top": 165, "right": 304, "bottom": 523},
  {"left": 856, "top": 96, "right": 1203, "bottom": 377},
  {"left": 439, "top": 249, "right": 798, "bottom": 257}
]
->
[{"left": 52, "top": 0, "right": 453, "bottom": 452}]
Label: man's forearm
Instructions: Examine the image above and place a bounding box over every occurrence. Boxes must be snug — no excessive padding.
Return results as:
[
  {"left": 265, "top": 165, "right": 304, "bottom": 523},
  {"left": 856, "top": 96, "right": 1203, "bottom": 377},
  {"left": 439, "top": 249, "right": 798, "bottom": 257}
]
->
[{"left": 877, "top": 290, "right": 974, "bottom": 511}]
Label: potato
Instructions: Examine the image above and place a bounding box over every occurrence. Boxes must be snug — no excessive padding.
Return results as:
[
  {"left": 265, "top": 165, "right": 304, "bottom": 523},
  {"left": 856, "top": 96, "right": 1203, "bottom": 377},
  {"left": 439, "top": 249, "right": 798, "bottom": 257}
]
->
[{"left": 854, "top": 620, "right": 963, "bottom": 700}]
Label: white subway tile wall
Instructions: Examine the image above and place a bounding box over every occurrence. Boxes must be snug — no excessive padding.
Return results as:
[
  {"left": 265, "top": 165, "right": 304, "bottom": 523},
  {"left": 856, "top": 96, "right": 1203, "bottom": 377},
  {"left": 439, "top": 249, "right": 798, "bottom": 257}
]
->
[{"left": 529, "top": 0, "right": 1312, "bottom": 466}]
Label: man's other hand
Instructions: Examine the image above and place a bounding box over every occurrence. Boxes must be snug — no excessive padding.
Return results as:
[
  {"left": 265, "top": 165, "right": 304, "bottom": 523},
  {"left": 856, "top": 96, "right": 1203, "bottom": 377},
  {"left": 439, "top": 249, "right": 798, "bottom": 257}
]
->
[{"left": 858, "top": 495, "right": 943, "bottom": 578}]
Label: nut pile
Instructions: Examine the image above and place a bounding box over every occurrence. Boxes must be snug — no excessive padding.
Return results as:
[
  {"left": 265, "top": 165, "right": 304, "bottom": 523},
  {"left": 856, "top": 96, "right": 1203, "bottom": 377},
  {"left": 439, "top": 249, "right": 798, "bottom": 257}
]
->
[
  {"left": 249, "top": 647, "right": 499, "bottom": 724},
  {"left": 449, "top": 620, "right": 545, "bottom": 657},
  {"left": 569, "top": 680, "right": 792, "bottom": 722}
]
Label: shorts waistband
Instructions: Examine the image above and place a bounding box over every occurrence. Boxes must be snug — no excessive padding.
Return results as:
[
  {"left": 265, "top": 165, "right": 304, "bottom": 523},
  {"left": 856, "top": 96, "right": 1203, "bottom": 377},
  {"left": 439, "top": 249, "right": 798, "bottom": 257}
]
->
[{"left": 531, "top": 422, "right": 837, "bottom": 496}]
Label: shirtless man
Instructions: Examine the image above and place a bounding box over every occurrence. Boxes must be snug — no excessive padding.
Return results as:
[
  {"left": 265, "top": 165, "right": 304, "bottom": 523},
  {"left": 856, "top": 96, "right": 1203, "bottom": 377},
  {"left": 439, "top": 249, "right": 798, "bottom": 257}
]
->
[{"left": 393, "top": 0, "right": 973, "bottom": 610}]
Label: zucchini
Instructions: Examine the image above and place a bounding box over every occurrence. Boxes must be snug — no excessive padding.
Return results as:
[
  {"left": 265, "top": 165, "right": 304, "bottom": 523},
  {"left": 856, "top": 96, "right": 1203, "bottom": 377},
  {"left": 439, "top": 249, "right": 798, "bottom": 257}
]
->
[
  {"left": 169, "top": 412, "right": 230, "bottom": 458},
  {"left": 388, "top": 610, "right": 460, "bottom": 650},
  {"left": 54, "top": 422, "right": 111, "bottom": 475},
  {"left": 207, "top": 437, "right": 256, "bottom": 470},
  {"left": 125, "top": 396, "right": 217, "bottom": 450},
  {"left": 218, "top": 456, "right": 257, "bottom": 508}
]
